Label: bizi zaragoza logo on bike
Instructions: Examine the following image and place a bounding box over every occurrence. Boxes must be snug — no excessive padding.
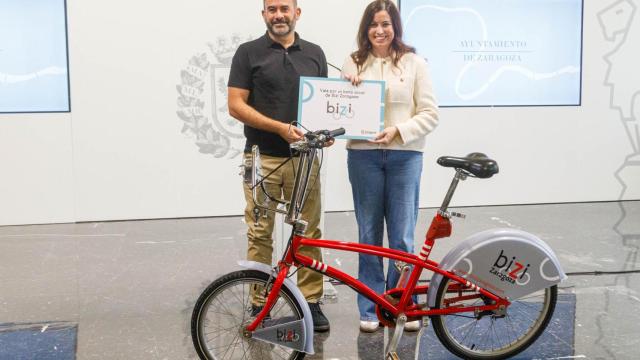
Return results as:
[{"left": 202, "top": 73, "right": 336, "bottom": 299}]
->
[
  {"left": 489, "top": 249, "right": 532, "bottom": 285},
  {"left": 277, "top": 329, "right": 300, "bottom": 343}
]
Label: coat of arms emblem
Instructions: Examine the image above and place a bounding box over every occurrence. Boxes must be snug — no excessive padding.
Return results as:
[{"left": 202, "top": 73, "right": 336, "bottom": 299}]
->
[{"left": 177, "top": 35, "right": 251, "bottom": 158}]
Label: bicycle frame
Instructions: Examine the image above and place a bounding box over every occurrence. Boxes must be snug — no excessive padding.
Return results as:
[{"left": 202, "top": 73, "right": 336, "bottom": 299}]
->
[
  {"left": 244, "top": 140, "right": 511, "bottom": 333},
  {"left": 246, "top": 213, "right": 510, "bottom": 332},
  {"left": 192, "top": 133, "right": 567, "bottom": 360}
]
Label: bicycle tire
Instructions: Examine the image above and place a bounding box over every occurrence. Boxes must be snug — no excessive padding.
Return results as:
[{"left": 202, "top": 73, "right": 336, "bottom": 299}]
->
[
  {"left": 191, "top": 270, "right": 306, "bottom": 360},
  {"left": 430, "top": 278, "right": 557, "bottom": 359}
]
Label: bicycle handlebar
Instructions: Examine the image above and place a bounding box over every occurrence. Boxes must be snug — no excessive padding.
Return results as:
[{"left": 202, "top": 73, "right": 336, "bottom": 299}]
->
[
  {"left": 248, "top": 127, "right": 345, "bottom": 227},
  {"left": 292, "top": 127, "right": 345, "bottom": 151},
  {"left": 327, "top": 128, "right": 346, "bottom": 138}
]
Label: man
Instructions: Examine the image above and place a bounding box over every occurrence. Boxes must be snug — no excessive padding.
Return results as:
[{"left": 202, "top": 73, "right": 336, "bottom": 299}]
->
[{"left": 227, "top": 0, "right": 330, "bottom": 332}]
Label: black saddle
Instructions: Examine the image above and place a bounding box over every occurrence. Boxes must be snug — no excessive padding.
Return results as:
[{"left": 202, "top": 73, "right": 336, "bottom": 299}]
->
[{"left": 437, "top": 153, "right": 499, "bottom": 179}]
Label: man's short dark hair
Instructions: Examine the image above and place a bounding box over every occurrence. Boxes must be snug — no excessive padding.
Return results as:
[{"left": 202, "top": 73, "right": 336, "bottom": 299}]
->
[{"left": 263, "top": 0, "right": 297, "bottom": 9}]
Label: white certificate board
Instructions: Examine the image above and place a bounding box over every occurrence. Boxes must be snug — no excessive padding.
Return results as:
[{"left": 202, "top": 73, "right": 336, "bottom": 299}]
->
[{"left": 297, "top": 77, "right": 385, "bottom": 140}]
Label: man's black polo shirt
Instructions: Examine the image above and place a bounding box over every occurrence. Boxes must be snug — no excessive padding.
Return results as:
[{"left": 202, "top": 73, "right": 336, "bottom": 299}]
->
[{"left": 228, "top": 32, "right": 328, "bottom": 157}]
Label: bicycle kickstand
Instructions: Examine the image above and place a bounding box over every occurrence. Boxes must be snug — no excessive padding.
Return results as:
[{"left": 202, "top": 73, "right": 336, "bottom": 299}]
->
[{"left": 385, "top": 314, "right": 406, "bottom": 360}]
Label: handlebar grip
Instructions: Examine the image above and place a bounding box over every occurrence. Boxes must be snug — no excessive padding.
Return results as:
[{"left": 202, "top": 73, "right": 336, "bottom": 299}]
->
[{"left": 328, "top": 128, "right": 346, "bottom": 138}]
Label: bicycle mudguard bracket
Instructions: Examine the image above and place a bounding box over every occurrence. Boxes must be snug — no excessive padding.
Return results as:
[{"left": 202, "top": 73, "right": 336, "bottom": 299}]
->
[
  {"left": 427, "top": 228, "right": 567, "bottom": 307},
  {"left": 238, "top": 260, "right": 315, "bottom": 355}
]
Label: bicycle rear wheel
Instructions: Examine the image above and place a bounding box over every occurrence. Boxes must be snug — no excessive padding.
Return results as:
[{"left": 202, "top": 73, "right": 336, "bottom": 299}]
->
[
  {"left": 431, "top": 278, "right": 557, "bottom": 359},
  {"left": 191, "top": 270, "right": 306, "bottom": 360}
]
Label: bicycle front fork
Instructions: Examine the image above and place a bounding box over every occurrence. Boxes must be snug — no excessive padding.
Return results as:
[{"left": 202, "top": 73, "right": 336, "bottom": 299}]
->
[{"left": 245, "top": 264, "right": 290, "bottom": 332}]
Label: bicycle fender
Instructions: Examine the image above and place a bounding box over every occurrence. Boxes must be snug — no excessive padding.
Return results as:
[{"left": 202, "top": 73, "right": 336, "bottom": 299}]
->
[
  {"left": 237, "top": 260, "right": 314, "bottom": 355},
  {"left": 427, "top": 228, "right": 567, "bottom": 308}
]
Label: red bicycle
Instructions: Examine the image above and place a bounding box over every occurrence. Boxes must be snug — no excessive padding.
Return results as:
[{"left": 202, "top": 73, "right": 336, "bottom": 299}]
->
[{"left": 191, "top": 128, "right": 566, "bottom": 360}]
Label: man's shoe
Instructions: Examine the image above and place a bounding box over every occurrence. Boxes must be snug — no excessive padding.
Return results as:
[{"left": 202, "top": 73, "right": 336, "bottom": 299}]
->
[
  {"left": 308, "top": 302, "right": 330, "bottom": 332},
  {"left": 404, "top": 320, "right": 421, "bottom": 332},
  {"left": 250, "top": 305, "right": 271, "bottom": 320},
  {"left": 359, "top": 320, "right": 380, "bottom": 333}
]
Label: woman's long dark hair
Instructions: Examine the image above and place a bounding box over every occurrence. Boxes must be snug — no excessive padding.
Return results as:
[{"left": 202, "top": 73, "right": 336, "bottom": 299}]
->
[{"left": 351, "top": 0, "right": 415, "bottom": 73}]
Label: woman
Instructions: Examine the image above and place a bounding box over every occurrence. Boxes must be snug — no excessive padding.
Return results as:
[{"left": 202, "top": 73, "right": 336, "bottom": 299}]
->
[{"left": 341, "top": 0, "right": 439, "bottom": 332}]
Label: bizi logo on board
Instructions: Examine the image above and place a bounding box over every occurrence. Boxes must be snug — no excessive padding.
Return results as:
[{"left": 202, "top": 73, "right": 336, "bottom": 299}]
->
[
  {"left": 489, "top": 249, "right": 531, "bottom": 286},
  {"left": 325, "top": 101, "right": 354, "bottom": 120}
]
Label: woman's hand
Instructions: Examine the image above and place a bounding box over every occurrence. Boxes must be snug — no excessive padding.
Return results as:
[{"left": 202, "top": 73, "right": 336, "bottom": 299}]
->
[
  {"left": 344, "top": 73, "right": 363, "bottom": 86},
  {"left": 369, "top": 126, "right": 399, "bottom": 145}
]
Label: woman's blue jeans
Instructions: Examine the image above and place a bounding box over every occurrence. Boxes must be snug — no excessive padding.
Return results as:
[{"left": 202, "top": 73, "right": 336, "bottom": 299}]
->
[{"left": 347, "top": 149, "right": 423, "bottom": 321}]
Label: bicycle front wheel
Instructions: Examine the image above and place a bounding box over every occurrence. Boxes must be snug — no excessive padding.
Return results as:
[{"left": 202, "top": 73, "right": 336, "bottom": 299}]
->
[
  {"left": 431, "top": 278, "right": 557, "bottom": 360},
  {"left": 191, "top": 270, "right": 306, "bottom": 360}
]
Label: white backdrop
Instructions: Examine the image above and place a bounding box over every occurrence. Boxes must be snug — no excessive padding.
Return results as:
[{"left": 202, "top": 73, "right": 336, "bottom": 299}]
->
[{"left": 1, "top": 0, "right": 638, "bottom": 226}]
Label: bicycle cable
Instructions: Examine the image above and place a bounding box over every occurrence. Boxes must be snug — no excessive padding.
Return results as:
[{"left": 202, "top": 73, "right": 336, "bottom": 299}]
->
[
  {"left": 287, "top": 265, "right": 301, "bottom": 279},
  {"left": 251, "top": 156, "right": 293, "bottom": 190}
]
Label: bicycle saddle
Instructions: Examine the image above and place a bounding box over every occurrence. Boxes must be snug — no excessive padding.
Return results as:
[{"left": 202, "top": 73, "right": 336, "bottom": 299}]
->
[{"left": 437, "top": 153, "right": 499, "bottom": 178}]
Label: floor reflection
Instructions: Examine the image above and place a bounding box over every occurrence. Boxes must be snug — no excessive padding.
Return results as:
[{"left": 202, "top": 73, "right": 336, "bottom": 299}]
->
[{"left": 0, "top": 202, "right": 639, "bottom": 358}]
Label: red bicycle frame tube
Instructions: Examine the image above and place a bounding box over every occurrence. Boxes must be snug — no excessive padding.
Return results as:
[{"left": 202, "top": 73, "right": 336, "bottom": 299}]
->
[{"left": 294, "top": 237, "right": 506, "bottom": 318}]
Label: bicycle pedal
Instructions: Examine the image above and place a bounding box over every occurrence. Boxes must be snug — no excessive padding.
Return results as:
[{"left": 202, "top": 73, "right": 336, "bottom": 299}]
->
[
  {"left": 386, "top": 351, "right": 400, "bottom": 360},
  {"left": 421, "top": 317, "right": 430, "bottom": 328}
]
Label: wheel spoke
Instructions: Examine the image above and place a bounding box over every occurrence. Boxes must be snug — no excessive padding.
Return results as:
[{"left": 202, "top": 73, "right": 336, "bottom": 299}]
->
[
  {"left": 505, "top": 313, "right": 516, "bottom": 345},
  {"left": 433, "top": 279, "right": 557, "bottom": 358},
  {"left": 458, "top": 319, "right": 480, "bottom": 347}
]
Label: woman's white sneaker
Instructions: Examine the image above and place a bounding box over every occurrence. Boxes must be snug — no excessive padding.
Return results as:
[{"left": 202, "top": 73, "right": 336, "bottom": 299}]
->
[
  {"left": 404, "top": 320, "right": 421, "bottom": 332},
  {"left": 359, "top": 320, "right": 380, "bottom": 332}
]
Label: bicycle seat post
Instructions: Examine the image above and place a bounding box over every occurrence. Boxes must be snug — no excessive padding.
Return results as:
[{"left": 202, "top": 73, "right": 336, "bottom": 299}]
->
[{"left": 438, "top": 169, "right": 467, "bottom": 216}]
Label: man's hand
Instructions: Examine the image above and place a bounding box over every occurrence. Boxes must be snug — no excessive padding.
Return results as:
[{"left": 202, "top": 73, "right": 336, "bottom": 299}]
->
[
  {"left": 278, "top": 123, "right": 305, "bottom": 143},
  {"left": 369, "top": 126, "right": 398, "bottom": 145}
]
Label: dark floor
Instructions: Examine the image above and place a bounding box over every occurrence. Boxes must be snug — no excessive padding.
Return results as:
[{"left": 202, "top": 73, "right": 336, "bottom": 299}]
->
[{"left": 0, "top": 201, "right": 639, "bottom": 359}]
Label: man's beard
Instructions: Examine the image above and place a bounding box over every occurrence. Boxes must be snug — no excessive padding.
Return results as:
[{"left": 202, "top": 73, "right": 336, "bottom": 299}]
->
[{"left": 267, "top": 19, "right": 295, "bottom": 37}]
